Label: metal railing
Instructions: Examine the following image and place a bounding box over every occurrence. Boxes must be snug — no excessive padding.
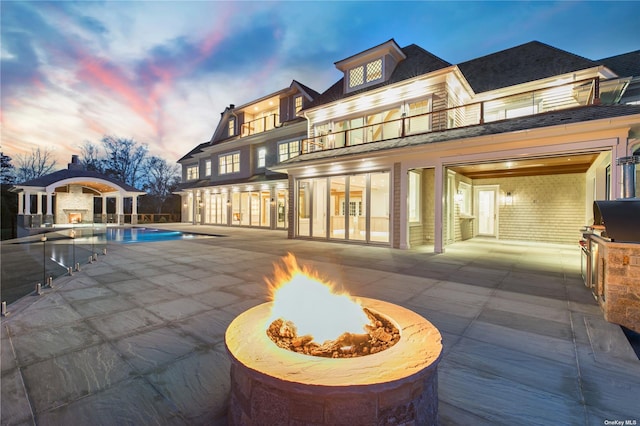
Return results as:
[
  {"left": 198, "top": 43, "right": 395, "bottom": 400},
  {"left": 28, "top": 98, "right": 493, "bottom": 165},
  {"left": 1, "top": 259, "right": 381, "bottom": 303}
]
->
[
  {"left": 302, "top": 77, "right": 600, "bottom": 154},
  {"left": 240, "top": 114, "right": 280, "bottom": 137}
]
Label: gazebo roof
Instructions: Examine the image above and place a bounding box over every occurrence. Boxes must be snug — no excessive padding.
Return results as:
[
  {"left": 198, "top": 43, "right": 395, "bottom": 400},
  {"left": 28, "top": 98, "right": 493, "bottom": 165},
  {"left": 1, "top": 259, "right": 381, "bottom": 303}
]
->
[{"left": 11, "top": 158, "right": 145, "bottom": 195}]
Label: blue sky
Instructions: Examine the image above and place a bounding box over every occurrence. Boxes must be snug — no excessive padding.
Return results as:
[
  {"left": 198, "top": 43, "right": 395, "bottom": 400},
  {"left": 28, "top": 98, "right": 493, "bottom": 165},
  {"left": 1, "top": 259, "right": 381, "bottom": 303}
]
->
[{"left": 2, "top": 1, "right": 639, "bottom": 167}]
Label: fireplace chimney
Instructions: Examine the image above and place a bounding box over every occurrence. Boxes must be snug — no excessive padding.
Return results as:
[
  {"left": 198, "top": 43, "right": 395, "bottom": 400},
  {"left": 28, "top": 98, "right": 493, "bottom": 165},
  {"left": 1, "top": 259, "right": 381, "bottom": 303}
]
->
[
  {"left": 68, "top": 155, "right": 83, "bottom": 171},
  {"left": 617, "top": 155, "right": 640, "bottom": 199}
]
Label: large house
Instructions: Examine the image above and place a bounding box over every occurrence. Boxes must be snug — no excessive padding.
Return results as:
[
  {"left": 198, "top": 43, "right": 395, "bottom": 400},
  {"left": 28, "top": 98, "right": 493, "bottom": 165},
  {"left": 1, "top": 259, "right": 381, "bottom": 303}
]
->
[
  {"left": 176, "top": 81, "right": 319, "bottom": 230},
  {"left": 178, "top": 40, "right": 640, "bottom": 253}
]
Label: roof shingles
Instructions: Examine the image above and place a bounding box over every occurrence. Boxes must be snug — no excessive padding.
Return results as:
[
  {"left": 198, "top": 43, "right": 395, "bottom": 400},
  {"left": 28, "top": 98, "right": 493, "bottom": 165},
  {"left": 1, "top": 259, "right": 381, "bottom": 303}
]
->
[{"left": 458, "top": 41, "right": 601, "bottom": 93}]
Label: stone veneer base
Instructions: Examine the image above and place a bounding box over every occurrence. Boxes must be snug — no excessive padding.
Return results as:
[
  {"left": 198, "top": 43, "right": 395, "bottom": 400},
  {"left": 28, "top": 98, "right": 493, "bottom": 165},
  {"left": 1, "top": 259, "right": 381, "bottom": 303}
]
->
[{"left": 593, "top": 235, "right": 640, "bottom": 333}]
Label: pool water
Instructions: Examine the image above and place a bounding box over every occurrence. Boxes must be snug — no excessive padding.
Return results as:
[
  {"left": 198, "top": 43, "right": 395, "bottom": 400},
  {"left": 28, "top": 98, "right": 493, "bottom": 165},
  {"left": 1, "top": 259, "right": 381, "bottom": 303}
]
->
[{"left": 106, "top": 227, "right": 200, "bottom": 243}]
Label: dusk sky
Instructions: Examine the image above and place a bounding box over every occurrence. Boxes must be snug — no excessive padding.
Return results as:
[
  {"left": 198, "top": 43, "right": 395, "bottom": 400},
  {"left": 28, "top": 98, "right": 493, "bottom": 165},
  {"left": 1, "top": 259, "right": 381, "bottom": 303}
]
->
[{"left": 2, "top": 1, "right": 639, "bottom": 168}]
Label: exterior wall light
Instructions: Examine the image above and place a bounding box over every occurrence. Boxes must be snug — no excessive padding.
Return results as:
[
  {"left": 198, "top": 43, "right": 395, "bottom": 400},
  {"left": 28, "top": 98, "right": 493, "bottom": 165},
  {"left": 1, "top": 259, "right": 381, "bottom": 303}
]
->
[{"left": 505, "top": 192, "right": 514, "bottom": 206}]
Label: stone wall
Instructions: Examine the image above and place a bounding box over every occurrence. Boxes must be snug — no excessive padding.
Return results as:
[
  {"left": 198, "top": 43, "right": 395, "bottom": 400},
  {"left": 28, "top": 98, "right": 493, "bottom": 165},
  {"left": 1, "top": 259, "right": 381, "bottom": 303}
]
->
[{"left": 55, "top": 186, "right": 94, "bottom": 224}]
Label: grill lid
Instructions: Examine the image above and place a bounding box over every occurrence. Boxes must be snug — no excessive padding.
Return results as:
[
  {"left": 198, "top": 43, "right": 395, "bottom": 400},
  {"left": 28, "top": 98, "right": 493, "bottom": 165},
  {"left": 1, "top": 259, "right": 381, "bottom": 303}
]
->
[{"left": 593, "top": 200, "right": 640, "bottom": 243}]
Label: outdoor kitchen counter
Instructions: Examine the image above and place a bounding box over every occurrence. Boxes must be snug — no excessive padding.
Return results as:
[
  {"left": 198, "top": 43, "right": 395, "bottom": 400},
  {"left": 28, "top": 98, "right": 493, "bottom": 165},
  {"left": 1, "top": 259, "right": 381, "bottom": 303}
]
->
[{"left": 590, "top": 234, "right": 640, "bottom": 333}]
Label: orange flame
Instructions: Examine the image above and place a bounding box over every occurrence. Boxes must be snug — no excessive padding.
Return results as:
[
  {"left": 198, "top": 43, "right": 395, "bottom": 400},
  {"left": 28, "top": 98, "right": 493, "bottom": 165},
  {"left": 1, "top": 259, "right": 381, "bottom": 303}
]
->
[{"left": 266, "top": 253, "right": 370, "bottom": 344}]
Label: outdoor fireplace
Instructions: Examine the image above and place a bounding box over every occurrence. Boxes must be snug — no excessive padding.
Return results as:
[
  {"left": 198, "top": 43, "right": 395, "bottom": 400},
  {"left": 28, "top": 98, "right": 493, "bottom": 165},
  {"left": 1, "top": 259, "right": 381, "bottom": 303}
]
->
[
  {"left": 225, "top": 254, "right": 443, "bottom": 425},
  {"left": 63, "top": 209, "right": 88, "bottom": 224}
]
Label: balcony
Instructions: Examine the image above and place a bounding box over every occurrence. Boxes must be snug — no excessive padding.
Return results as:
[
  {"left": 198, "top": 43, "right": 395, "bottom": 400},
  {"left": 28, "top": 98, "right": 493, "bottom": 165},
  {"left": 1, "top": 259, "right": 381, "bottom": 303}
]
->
[
  {"left": 241, "top": 114, "right": 280, "bottom": 137},
  {"left": 302, "top": 77, "right": 602, "bottom": 154}
]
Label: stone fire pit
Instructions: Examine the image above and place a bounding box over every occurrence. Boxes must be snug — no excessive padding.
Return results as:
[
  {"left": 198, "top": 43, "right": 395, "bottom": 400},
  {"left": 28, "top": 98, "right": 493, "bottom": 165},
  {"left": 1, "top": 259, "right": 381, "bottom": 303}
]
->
[{"left": 225, "top": 297, "right": 442, "bottom": 425}]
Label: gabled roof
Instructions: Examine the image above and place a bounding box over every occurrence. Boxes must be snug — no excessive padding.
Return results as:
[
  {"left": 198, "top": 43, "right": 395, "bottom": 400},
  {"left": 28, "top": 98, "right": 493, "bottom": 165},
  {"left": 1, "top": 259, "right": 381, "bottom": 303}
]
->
[
  {"left": 597, "top": 50, "right": 640, "bottom": 78},
  {"left": 458, "top": 41, "right": 601, "bottom": 93},
  {"left": 204, "top": 80, "right": 319, "bottom": 146},
  {"left": 13, "top": 168, "right": 144, "bottom": 193},
  {"left": 292, "top": 80, "right": 321, "bottom": 100},
  {"left": 334, "top": 39, "right": 406, "bottom": 71},
  {"left": 304, "top": 44, "right": 451, "bottom": 110}
]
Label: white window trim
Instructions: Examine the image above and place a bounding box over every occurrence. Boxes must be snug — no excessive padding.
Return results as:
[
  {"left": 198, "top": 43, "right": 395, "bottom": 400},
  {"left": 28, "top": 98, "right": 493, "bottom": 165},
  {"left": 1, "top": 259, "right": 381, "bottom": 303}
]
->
[
  {"left": 278, "top": 140, "right": 300, "bottom": 163},
  {"left": 257, "top": 148, "right": 266, "bottom": 168},
  {"left": 408, "top": 170, "right": 421, "bottom": 223},
  {"left": 228, "top": 118, "right": 235, "bottom": 137},
  {"left": 346, "top": 57, "right": 384, "bottom": 92},
  {"left": 186, "top": 165, "right": 199, "bottom": 181},
  {"left": 295, "top": 95, "right": 303, "bottom": 113},
  {"left": 219, "top": 151, "right": 240, "bottom": 175},
  {"left": 205, "top": 159, "right": 212, "bottom": 176},
  {"left": 458, "top": 181, "right": 472, "bottom": 216}
]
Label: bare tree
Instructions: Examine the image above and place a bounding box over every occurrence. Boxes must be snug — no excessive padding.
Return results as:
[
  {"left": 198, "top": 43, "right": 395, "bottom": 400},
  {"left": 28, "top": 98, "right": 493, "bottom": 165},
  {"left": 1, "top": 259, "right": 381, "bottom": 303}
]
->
[
  {"left": 79, "top": 141, "right": 104, "bottom": 172},
  {"left": 100, "top": 136, "right": 148, "bottom": 188},
  {"left": 15, "top": 147, "right": 57, "bottom": 183},
  {"left": 144, "top": 156, "right": 181, "bottom": 213}
]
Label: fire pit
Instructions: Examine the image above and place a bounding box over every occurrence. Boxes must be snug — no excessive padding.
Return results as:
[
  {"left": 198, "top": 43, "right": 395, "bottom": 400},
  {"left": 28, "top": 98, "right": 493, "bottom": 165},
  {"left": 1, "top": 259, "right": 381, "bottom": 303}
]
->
[{"left": 225, "top": 254, "right": 443, "bottom": 425}]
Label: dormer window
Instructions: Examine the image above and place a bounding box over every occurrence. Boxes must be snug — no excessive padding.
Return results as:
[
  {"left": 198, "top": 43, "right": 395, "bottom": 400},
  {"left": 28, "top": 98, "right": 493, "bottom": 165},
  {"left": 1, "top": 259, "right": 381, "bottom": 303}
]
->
[
  {"left": 336, "top": 39, "right": 406, "bottom": 94},
  {"left": 348, "top": 58, "right": 383, "bottom": 89},
  {"left": 366, "top": 59, "right": 383, "bottom": 82},
  {"left": 228, "top": 118, "right": 235, "bottom": 137},
  {"left": 295, "top": 95, "right": 303, "bottom": 113}
]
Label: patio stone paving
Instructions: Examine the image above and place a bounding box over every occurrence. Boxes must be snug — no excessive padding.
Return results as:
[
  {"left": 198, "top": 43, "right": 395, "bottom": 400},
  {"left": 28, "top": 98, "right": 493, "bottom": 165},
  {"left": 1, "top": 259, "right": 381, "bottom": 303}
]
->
[{"left": 1, "top": 225, "right": 639, "bottom": 425}]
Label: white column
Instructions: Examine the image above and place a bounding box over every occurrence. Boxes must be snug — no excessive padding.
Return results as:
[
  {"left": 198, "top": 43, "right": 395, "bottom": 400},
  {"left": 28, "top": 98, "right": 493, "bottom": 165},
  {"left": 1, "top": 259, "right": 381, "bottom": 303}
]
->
[
  {"left": 102, "top": 196, "right": 107, "bottom": 216},
  {"left": 434, "top": 162, "right": 445, "bottom": 254},
  {"left": 36, "top": 192, "right": 43, "bottom": 215},
  {"left": 116, "top": 194, "right": 124, "bottom": 215},
  {"left": 132, "top": 195, "right": 138, "bottom": 215},
  {"left": 24, "top": 191, "right": 31, "bottom": 215},
  {"left": 46, "top": 192, "right": 53, "bottom": 215},
  {"left": 192, "top": 191, "right": 198, "bottom": 225},
  {"left": 18, "top": 192, "right": 24, "bottom": 214},
  {"left": 613, "top": 136, "right": 627, "bottom": 199},
  {"left": 398, "top": 165, "right": 409, "bottom": 249}
]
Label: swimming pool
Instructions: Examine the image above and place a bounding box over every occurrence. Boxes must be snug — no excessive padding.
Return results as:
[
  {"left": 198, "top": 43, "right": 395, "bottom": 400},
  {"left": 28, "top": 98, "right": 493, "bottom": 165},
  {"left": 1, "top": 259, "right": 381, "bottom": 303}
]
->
[{"left": 106, "top": 227, "right": 201, "bottom": 243}]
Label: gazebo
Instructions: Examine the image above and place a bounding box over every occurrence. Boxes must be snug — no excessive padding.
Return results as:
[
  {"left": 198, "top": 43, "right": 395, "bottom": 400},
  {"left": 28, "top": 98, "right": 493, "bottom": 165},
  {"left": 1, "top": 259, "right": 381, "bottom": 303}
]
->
[{"left": 10, "top": 156, "right": 145, "bottom": 235}]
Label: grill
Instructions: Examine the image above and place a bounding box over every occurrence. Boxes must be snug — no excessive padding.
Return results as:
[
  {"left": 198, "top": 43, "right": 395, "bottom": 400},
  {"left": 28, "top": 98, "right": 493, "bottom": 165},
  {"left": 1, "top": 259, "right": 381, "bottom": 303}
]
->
[{"left": 593, "top": 199, "right": 640, "bottom": 243}]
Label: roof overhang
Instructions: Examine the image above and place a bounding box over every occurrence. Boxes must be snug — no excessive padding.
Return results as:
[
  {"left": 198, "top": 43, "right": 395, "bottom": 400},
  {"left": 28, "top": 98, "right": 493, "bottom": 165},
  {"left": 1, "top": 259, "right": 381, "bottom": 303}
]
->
[
  {"left": 335, "top": 39, "right": 406, "bottom": 72},
  {"left": 11, "top": 176, "right": 145, "bottom": 196}
]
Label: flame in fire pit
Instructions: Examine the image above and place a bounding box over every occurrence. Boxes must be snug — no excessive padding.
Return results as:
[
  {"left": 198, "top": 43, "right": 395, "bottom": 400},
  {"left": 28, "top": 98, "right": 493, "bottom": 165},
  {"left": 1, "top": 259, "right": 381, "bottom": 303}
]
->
[{"left": 266, "top": 253, "right": 370, "bottom": 344}]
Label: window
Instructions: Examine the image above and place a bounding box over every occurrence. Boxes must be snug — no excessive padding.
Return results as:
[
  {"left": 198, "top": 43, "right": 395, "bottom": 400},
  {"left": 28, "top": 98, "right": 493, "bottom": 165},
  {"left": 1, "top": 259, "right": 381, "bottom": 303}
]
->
[
  {"left": 205, "top": 160, "right": 212, "bottom": 176},
  {"left": 348, "top": 58, "right": 383, "bottom": 89},
  {"left": 295, "top": 96, "right": 303, "bottom": 113},
  {"left": 366, "top": 59, "right": 382, "bottom": 82},
  {"left": 228, "top": 118, "right": 235, "bottom": 136},
  {"left": 278, "top": 140, "right": 300, "bottom": 162},
  {"left": 406, "top": 99, "right": 431, "bottom": 134},
  {"left": 458, "top": 182, "right": 471, "bottom": 215},
  {"left": 219, "top": 152, "right": 240, "bottom": 175},
  {"left": 408, "top": 170, "right": 421, "bottom": 222},
  {"left": 186, "top": 165, "right": 199, "bottom": 180},
  {"left": 349, "top": 66, "right": 364, "bottom": 88},
  {"left": 257, "top": 148, "right": 266, "bottom": 168}
]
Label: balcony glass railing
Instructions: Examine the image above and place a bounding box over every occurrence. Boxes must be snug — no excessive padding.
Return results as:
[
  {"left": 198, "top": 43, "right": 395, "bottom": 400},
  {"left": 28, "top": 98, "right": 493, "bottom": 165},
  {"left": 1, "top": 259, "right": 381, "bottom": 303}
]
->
[
  {"left": 302, "top": 77, "right": 601, "bottom": 154},
  {"left": 241, "top": 114, "right": 280, "bottom": 137}
]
